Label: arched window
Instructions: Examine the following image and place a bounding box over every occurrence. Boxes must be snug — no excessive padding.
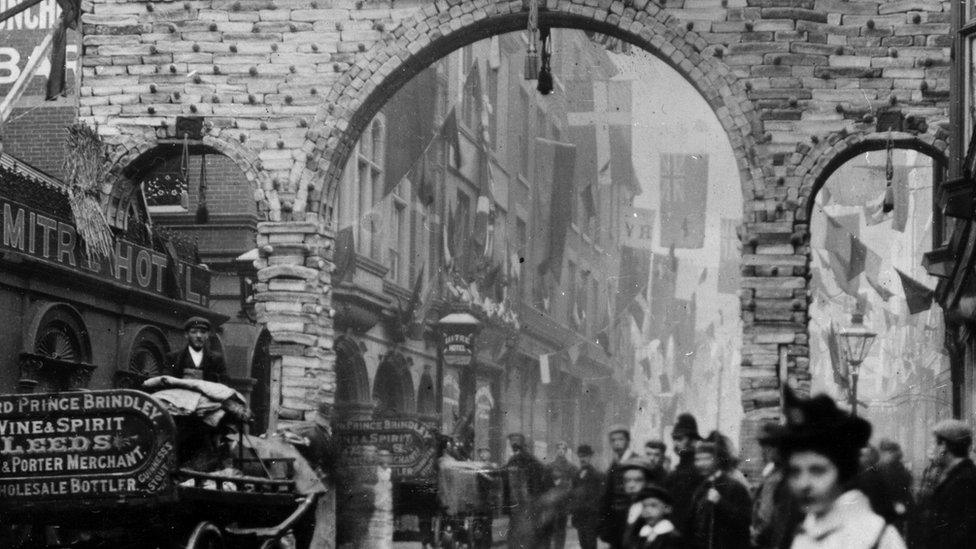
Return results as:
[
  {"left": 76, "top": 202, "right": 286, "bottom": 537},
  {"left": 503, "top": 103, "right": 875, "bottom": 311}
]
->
[
  {"left": 33, "top": 305, "right": 91, "bottom": 364},
  {"left": 372, "top": 354, "right": 415, "bottom": 417},
  {"left": 335, "top": 336, "right": 370, "bottom": 408},
  {"left": 22, "top": 304, "right": 94, "bottom": 392}
]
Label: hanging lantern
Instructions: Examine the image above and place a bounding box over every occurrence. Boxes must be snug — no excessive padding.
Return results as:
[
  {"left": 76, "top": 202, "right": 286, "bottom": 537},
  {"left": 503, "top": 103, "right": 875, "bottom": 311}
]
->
[
  {"left": 882, "top": 131, "right": 895, "bottom": 213},
  {"left": 537, "top": 26, "right": 554, "bottom": 95}
]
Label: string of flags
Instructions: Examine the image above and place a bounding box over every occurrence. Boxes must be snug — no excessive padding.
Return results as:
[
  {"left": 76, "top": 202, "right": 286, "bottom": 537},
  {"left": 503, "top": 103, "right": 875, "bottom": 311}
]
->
[{"left": 815, "top": 210, "right": 935, "bottom": 315}]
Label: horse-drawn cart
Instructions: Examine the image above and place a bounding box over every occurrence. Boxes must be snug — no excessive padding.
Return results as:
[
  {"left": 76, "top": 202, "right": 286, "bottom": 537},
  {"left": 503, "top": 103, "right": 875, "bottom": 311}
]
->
[{"left": 0, "top": 389, "right": 323, "bottom": 549}]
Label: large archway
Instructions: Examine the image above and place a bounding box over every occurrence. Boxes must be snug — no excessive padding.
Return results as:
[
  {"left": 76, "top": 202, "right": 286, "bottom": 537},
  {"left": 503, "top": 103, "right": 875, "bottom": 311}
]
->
[{"left": 297, "top": 2, "right": 761, "bottom": 219}]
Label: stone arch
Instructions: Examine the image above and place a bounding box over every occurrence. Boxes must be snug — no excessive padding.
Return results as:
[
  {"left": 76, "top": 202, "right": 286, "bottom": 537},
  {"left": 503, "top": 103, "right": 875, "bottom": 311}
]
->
[
  {"left": 791, "top": 129, "right": 949, "bottom": 225},
  {"left": 297, "top": 1, "right": 760, "bottom": 221},
  {"left": 105, "top": 134, "right": 272, "bottom": 225}
]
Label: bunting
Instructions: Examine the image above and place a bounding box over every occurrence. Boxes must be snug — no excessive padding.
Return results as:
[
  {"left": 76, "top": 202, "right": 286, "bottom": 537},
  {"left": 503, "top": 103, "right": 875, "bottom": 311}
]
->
[
  {"left": 847, "top": 233, "right": 868, "bottom": 281},
  {"left": 440, "top": 109, "right": 462, "bottom": 168},
  {"left": 864, "top": 246, "right": 894, "bottom": 301},
  {"left": 717, "top": 219, "right": 740, "bottom": 294},
  {"left": 540, "top": 354, "right": 551, "bottom": 384},
  {"left": 896, "top": 269, "right": 934, "bottom": 314}
]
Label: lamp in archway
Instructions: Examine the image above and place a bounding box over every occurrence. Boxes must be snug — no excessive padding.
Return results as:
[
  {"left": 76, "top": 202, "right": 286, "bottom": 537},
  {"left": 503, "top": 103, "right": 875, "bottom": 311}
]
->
[{"left": 838, "top": 311, "right": 877, "bottom": 417}]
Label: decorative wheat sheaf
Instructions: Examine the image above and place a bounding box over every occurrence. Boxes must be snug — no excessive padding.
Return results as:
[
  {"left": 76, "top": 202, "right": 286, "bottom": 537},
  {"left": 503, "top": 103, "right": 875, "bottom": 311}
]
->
[{"left": 62, "top": 123, "right": 114, "bottom": 262}]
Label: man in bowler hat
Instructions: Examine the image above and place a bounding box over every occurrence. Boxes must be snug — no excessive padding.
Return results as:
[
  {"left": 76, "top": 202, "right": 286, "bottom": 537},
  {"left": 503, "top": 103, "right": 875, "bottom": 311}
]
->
[
  {"left": 164, "top": 316, "right": 227, "bottom": 383},
  {"left": 664, "top": 413, "right": 704, "bottom": 533}
]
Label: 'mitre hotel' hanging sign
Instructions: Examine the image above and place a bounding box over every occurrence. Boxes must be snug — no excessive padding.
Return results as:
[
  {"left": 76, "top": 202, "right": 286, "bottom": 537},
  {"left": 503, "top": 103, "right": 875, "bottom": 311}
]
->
[{"left": 0, "top": 198, "right": 210, "bottom": 306}]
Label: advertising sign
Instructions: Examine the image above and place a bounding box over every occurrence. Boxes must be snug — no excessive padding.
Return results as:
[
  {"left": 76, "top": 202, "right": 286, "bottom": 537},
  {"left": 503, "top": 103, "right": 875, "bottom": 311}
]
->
[
  {"left": 0, "top": 390, "right": 176, "bottom": 509},
  {"left": 442, "top": 332, "right": 474, "bottom": 366},
  {"left": 0, "top": 196, "right": 211, "bottom": 306},
  {"left": 333, "top": 418, "right": 437, "bottom": 482},
  {"left": 0, "top": 0, "right": 78, "bottom": 101}
]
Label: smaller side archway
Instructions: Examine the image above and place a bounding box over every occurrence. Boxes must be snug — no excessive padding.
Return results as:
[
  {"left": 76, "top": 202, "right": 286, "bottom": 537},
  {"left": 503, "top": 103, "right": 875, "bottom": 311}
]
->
[
  {"left": 416, "top": 366, "right": 437, "bottom": 420},
  {"left": 372, "top": 351, "right": 416, "bottom": 418},
  {"left": 334, "top": 336, "right": 372, "bottom": 421}
]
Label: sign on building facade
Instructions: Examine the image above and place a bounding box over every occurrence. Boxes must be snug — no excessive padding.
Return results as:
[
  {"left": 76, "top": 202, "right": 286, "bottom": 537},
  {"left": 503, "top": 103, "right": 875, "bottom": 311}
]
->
[{"left": 0, "top": 390, "right": 176, "bottom": 509}]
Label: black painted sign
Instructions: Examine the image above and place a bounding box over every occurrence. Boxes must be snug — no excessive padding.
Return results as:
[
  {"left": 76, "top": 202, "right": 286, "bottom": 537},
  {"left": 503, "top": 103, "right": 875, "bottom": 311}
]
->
[
  {"left": 334, "top": 418, "right": 436, "bottom": 481},
  {"left": 0, "top": 198, "right": 210, "bottom": 306},
  {"left": 442, "top": 332, "right": 474, "bottom": 366},
  {"left": 0, "top": 390, "right": 176, "bottom": 505}
]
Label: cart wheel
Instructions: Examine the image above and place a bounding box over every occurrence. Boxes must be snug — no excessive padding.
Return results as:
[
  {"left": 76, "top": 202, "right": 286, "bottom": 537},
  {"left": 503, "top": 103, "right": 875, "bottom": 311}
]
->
[{"left": 185, "top": 522, "right": 224, "bottom": 549}]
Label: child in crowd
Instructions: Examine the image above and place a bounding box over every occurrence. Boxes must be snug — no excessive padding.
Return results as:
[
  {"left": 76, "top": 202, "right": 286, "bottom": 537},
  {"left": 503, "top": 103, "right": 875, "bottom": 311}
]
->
[{"left": 623, "top": 485, "right": 684, "bottom": 549}]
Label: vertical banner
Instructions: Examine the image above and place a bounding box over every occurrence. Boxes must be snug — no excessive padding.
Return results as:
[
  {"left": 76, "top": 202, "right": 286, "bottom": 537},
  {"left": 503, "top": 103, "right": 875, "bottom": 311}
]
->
[
  {"left": 540, "top": 354, "right": 551, "bottom": 384},
  {"left": 534, "top": 137, "right": 577, "bottom": 282},
  {"left": 659, "top": 153, "right": 709, "bottom": 249},
  {"left": 717, "top": 218, "right": 740, "bottom": 294}
]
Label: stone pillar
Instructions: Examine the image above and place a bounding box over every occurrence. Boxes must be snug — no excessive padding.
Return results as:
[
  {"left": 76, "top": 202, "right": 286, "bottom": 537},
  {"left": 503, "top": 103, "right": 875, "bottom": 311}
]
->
[{"left": 253, "top": 221, "right": 336, "bottom": 429}]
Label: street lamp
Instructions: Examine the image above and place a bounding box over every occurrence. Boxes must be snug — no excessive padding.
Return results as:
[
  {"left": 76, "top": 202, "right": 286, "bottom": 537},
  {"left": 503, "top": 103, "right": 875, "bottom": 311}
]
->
[{"left": 838, "top": 312, "right": 877, "bottom": 417}]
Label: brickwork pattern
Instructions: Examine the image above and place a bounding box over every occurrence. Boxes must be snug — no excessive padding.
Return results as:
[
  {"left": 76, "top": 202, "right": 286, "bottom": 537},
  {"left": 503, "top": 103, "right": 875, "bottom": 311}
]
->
[{"left": 77, "top": 0, "right": 951, "bottom": 432}]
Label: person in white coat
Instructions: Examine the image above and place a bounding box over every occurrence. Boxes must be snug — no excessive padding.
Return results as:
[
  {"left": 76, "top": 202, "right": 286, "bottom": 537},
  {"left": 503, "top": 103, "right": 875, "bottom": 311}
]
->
[{"left": 777, "top": 391, "right": 906, "bottom": 549}]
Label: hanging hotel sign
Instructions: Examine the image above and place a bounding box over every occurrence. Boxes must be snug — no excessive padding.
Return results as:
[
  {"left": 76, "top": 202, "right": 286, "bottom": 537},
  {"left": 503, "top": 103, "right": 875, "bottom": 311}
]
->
[
  {"left": 438, "top": 312, "right": 480, "bottom": 367},
  {"left": 333, "top": 418, "right": 437, "bottom": 481},
  {"left": 621, "top": 207, "right": 655, "bottom": 250},
  {"left": 0, "top": 390, "right": 176, "bottom": 510},
  {"left": 0, "top": 196, "right": 210, "bottom": 306}
]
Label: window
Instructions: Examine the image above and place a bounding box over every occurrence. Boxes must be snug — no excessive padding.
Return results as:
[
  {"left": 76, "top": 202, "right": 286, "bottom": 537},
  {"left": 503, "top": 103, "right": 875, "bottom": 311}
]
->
[
  {"left": 457, "top": 189, "right": 471, "bottom": 235},
  {"left": 462, "top": 68, "right": 478, "bottom": 130},
  {"left": 338, "top": 115, "right": 387, "bottom": 260},
  {"left": 142, "top": 156, "right": 189, "bottom": 213},
  {"left": 519, "top": 89, "right": 530, "bottom": 176},
  {"left": 579, "top": 270, "right": 590, "bottom": 332},
  {"left": 488, "top": 67, "right": 499, "bottom": 149},
  {"left": 516, "top": 217, "right": 527, "bottom": 297},
  {"left": 128, "top": 327, "right": 169, "bottom": 378},
  {"left": 960, "top": 6, "right": 976, "bottom": 163},
  {"left": 566, "top": 260, "right": 577, "bottom": 327},
  {"left": 536, "top": 107, "right": 547, "bottom": 139},
  {"left": 389, "top": 200, "right": 407, "bottom": 284}
]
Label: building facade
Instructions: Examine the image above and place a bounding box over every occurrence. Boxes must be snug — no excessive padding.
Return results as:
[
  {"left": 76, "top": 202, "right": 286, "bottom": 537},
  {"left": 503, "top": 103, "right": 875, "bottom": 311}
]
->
[{"left": 0, "top": 0, "right": 965, "bottom": 543}]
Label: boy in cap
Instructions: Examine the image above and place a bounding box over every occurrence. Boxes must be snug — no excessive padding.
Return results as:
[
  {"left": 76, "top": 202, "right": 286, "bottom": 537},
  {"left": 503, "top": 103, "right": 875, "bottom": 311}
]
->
[
  {"left": 777, "top": 391, "right": 905, "bottom": 549},
  {"left": 164, "top": 316, "right": 227, "bottom": 383},
  {"left": 571, "top": 444, "right": 603, "bottom": 549},
  {"left": 664, "top": 413, "right": 704, "bottom": 534},
  {"left": 916, "top": 419, "right": 976, "bottom": 549},
  {"left": 623, "top": 485, "right": 684, "bottom": 549}
]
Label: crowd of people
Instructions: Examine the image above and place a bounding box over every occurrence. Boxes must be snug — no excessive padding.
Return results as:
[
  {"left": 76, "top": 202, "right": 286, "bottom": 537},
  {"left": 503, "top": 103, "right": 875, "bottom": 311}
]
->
[{"left": 498, "top": 390, "right": 976, "bottom": 549}]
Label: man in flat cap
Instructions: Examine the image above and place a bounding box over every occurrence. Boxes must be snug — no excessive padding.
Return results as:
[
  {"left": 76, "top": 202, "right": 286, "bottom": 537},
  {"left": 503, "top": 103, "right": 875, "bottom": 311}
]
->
[
  {"left": 916, "top": 419, "right": 976, "bottom": 549},
  {"left": 164, "top": 316, "right": 227, "bottom": 383}
]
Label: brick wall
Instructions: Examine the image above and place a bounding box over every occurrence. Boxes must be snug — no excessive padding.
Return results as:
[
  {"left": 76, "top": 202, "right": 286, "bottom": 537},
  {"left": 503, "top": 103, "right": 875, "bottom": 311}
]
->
[
  {"left": 77, "top": 0, "right": 952, "bottom": 441},
  {"left": 1, "top": 105, "right": 78, "bottom": 179}
]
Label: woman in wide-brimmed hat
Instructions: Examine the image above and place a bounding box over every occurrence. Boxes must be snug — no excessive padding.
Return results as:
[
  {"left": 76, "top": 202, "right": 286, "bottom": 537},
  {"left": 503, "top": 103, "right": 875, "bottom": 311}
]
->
[{"left": 777, "top": 391, "right": 905, "bottom": 549}]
